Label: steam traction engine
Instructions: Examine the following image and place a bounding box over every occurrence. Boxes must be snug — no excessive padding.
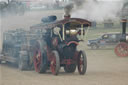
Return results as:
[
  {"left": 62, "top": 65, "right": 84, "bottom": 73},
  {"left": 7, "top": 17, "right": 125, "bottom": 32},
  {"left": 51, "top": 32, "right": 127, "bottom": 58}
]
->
[
  {"left": 0, "top": 15, "right": 91, "bottom": 75},
  {"left": 114, "top": 2, "right": 128, "bottom": 57},
  {"left": 114, "top": 19, "right": 128, "bottom": 57},
  {"left": 32, "top": 15, "right": 91, "bottom": 75}
]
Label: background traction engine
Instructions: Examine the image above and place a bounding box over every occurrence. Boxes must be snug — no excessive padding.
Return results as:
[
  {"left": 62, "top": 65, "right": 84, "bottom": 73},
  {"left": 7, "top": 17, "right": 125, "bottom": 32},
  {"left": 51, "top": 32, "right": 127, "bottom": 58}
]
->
[
  {"left": 33, "top": 17, "right": 91, "bottom": 75},
  {"left": 1, "top": 29, "right": 42, "bottom": 70},
  {"left": 115, "top": 19, "right": 128, "bottom": 57}
]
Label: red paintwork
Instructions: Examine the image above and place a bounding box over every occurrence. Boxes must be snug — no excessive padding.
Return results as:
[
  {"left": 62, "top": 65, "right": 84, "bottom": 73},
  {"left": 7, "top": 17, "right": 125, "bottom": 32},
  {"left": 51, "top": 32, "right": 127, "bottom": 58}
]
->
[
  {"left": 46, "top": 46, "right": 57, "bottom": 74},
  {"left": 115, "top": 42, "right": 128, "bottom": 57},
  {"left": 50, "top": 55, "right": 56, "bottom": 75},
  {"left": 33, "top": 49, "right": 42, "bottom": 72},
  {"left": 61, "top": 51, "right": 79, "bottom": 65},
  {"left": 52, "top": 37, "right": 58, "bottom": 48}
]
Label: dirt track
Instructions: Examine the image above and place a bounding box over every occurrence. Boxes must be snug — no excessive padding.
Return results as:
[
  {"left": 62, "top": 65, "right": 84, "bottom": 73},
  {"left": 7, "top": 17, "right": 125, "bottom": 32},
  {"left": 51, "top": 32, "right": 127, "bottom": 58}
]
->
[
  {"left": 1, "top": 48, "right": 128, "bottom": 85},
  {"left": 0, "top": 10, "right": 128, "bottom": 85}
]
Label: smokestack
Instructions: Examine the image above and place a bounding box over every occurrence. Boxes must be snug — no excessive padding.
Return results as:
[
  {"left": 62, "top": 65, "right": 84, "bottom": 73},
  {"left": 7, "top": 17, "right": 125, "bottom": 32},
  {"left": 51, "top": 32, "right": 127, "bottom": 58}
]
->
[
  {"left": 122, "top": 19, "right": 127, "bottom": 35},
  {"left": 64, "top": 14, "right": 71, "bottom": 19},
  {"left": 120, "top": 19, "right": 127, "bottom": 42},
  {"left": 64, "top": 3, "right": 73, "bottom": 19},
  {"left": 63, "top": 0, "right": 84, "bottom": 20}
]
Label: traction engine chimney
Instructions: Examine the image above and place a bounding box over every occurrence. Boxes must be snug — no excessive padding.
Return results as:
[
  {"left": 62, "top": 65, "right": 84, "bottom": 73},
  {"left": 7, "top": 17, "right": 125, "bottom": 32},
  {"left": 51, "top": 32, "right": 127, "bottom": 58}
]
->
[{"left": 121, "top": 19, "right": 127, "bottom": 42}]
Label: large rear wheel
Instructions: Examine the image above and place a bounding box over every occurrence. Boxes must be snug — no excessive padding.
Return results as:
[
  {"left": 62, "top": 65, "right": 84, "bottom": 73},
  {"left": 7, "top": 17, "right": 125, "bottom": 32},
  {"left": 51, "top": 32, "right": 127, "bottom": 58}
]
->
[
  {"left": 33, "top": 41, "right": 48, "bottom": 73},
  {"left": 50, "top": 51, "right": 60, "bottom": 75},
  {"left": 78, "top": 51, "right": 87, "bottom": 75},
  {"left": 115, "top": 42, "right": 128, "bottom": 57}
]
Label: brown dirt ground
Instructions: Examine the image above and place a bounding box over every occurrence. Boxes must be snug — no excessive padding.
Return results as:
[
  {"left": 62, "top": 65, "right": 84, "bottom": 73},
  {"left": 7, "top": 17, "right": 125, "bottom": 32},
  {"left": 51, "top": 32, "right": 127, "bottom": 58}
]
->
[{"left": 1, "top": 47, "right": 128, "bottom": 85}]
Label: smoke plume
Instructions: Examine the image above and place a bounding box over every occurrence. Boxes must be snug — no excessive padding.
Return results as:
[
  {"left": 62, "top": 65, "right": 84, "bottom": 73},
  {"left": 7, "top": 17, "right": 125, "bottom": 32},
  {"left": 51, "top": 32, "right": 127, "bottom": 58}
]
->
[
  {"left": 64, "top": 0, "right": 85, "bottom": 15},
  {"left": 69, "top": 0, "right": 124, "bottom": 22},
  {"left": 64, "top": 3, "right": 74, "bottom": 15}
]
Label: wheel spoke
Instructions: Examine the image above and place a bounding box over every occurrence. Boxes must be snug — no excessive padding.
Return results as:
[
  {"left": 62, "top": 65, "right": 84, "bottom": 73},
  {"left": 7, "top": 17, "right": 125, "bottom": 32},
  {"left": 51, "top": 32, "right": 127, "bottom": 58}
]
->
[
  {"left": 33, "top": 40, "right": 48, "bottom": 73},
  {"left": 115, "top": 42, "right": 128, "bottom": 57},
  {"left": 34, "top": 49, "right": 42, "bottom": 72},
  {"left": 51, "top": 57, "right": 56, "bottom": 74},
  {"left": 80, "top": 58, "right": 83, "bottom": 65},
  {"left": 50, "top": 51, "right": 60, "bottom": 75},
  {"left": 78, "top": 51, "right": 87, "bottom": 75}
]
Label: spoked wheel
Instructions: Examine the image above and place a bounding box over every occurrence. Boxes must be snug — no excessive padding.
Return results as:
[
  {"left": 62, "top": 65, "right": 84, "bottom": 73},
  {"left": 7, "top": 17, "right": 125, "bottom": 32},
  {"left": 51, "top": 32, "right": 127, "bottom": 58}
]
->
[
  {"left": 115, "top": 42, "right": 128, "bottom": 57},
  {"left": 78, "top": 51, "right": 87, "bottom": 75},
  {"left": 91, "top": 43, "right": 99, "bottom": 50},
  {"left": 64, "top": 64, "right": 76, "bottom": 73},
  {"left": 50, "top": 51, "right": 60, "bottom": 75},
  {"left": 33, "top": 41, "right": 47, "bottom": 73}
]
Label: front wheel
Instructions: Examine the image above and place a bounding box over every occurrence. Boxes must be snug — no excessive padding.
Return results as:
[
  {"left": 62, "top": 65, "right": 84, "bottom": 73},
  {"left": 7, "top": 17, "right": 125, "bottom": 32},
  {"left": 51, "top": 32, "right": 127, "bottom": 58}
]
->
[
  {"left": 91, "top": 43, "right": 99, "bottom": 50},
  {"left": 78, "top": 51, "right": 87, "bottom": 75},
  {"left": 50, "top": 51, "right": 60, "bottom": 75}
]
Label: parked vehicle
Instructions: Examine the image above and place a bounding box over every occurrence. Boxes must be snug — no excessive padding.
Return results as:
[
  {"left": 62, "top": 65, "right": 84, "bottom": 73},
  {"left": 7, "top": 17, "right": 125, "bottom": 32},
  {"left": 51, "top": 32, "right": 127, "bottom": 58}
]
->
[{"left": 87, "top": 33, "right": 122, "bottom": 49}]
